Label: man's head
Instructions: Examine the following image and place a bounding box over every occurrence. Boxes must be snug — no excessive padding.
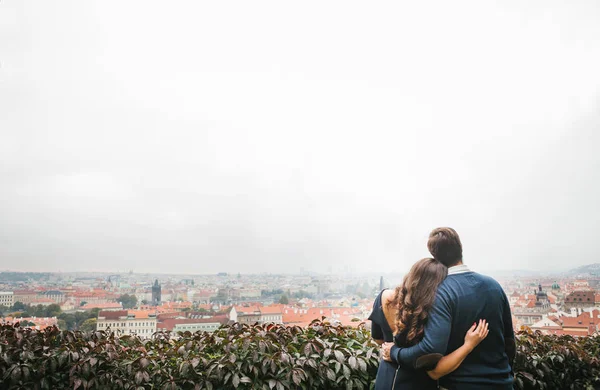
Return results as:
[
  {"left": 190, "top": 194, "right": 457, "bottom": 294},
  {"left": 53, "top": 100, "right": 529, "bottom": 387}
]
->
[{"left": 427, "top": 227, "right": 463, "bottom": 267}]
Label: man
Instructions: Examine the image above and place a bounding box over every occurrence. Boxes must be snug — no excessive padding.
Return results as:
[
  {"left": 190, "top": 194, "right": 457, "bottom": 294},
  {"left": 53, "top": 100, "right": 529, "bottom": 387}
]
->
[{"left": 382, "top": 227, "right": 515, "bottom": 390}]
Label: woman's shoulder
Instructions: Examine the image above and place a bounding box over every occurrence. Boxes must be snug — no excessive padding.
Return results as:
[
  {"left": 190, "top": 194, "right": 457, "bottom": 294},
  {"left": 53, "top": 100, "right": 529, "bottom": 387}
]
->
[
  {"left": 373, "top": 288, "right": 393, "bottom": 307},
  {"left": 381, "top": 288, "right": 394, "bottom": 304}
]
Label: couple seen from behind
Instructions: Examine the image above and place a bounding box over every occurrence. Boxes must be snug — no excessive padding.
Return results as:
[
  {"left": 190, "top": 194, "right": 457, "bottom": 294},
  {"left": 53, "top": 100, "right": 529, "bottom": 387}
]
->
[{"left": 368, "top": 228, "right": 515, "bottom": 390}]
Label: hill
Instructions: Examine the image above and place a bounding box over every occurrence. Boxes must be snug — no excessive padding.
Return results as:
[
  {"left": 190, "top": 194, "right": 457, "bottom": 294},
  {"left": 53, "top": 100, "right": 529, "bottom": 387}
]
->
[{"left": 566, "top": 263, "right": 600, "bottom": 276}]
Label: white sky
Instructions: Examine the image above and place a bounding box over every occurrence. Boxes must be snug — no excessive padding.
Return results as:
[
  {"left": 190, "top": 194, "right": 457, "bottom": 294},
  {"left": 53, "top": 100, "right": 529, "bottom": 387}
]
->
[{"left": 1, "top": 0, "right": 599, "bottom": 274}]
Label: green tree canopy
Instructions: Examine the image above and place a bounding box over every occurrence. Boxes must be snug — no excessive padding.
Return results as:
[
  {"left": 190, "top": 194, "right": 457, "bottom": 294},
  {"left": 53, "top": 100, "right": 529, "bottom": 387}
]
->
[
  {"left": 117, "top": 294, "right": 138, "bottom": 309},
  {"left": 79, "top": 318, "right": 97, "bottom": 332}
]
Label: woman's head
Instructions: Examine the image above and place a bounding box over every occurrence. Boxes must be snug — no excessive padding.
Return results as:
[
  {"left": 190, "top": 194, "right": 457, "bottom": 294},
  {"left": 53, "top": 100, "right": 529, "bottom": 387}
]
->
[{"left": 389, "top": 257, "right": 448, "bottom": 346}]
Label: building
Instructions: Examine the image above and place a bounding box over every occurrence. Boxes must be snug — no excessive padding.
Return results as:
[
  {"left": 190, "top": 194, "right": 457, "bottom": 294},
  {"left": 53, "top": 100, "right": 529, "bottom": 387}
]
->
[
  {"left": 559, "top": 310, "right": 600, "bottom": 336},
  {"left": 229, "top": 305, "right": 285, "bottom": 325},
  {"left": 0, "top": 292, "right": 14, "bottom": 307},
  {"left": 259, "top": 306, "right": 283, "bottom": 324},
  {"left": 513, "top": 284, "right": 552, "bottom": 325},
  {"left": 564, "top": 290, "right": 596, "bottom": 310},
  {"left": 96, "top": 310, "right": 157, "bottom": 338},
  {"left": 230, "top": 288, "right": 261, "bottom": 300},
  {"left": 1, "top": 316, "right": 58, "bottom": 330},
  {"left": 12, "top": 291, "right": 38, "bottom": 305},
  {"left": 230, "top": 306, "right": 261, "bottom": 324},
  {"left": 41, "top": 290, "right": 65, "bottom": 304},
  {"left": 152, "top": 280, "right": 162, "bottom": 306},
  {"left": 157, "top": 316, "right": 229, "bottom": 333}
]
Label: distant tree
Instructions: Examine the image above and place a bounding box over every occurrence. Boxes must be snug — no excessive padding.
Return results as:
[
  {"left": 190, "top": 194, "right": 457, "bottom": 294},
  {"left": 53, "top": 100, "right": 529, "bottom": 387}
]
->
[
  {"left": 31, "top": 305, "right": 46, "bottom": 317},
  {"left": 45, "top": 304, "right": 62, "bottom": 318},
  {"left": 292, "top": 290, "right": 315, "bottom": 300},
  {"left": 12, "top": 301, "right": 25, "bottom": 311},
  {"left": 117, "top": 294, "right": 138, "bottom": 309},
  {"left": 57, "top": 319, "right": 67, "bottom": 330},
  {"left": 79, "top": 318, "right": 97, "bottom": 332},
  {"left": 279, "top": 294, "right": 289, "bottom": 305},
  {"left": 79, "top": 301, "right": 88, "bottom": 307},
  {"left": 58, "top": 313, "right": 76, "bottom": 330},
  {"left": 141, "top": 299, "right": 149, "bottom": 305}
]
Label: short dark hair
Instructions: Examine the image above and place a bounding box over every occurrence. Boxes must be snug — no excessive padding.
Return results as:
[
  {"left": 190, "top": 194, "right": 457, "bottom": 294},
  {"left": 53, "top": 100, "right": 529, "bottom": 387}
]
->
[{"left": 427, "top": 227, "right": 463, "bottom": 267}]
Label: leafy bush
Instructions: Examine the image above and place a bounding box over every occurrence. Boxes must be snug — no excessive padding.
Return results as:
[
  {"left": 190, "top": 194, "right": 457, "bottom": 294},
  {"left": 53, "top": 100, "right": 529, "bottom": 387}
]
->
[
  {"left": 513, "top": 328, "right": 600, "bottom": 390},
  {"left": 2, "top": 321, "right": 600, "bottom": 390},
  {"left": 0, "top": 318, "right": 379, "bottom": 389}
]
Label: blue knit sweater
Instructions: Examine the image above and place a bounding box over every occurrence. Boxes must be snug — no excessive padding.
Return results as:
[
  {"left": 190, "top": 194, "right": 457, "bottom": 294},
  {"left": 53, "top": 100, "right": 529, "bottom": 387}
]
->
[{"left": 391, "top": 271, "right": 514, "bottom": 390}]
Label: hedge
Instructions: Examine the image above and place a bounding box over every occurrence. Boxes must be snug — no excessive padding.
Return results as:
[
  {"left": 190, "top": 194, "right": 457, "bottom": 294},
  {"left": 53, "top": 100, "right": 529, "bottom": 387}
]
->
[
  {"left": 1, "top": 320, "right": 599, "bottom": 389},
  {"left": 514, "top": 328, "right": 600, "bottom": 390}
]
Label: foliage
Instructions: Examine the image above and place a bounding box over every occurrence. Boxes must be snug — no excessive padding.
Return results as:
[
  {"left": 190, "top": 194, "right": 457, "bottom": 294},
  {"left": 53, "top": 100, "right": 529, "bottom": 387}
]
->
[
  {"left": 261, "top": 289, "right": 284, "bottom": 298},
  {"left": 11, "top": 302, "right": 25, "bottom": 312},
  {"left": 513, "top": 328, "right": 600, "bottom": 390},
  {"left": 0, "top": 318, "right": 379, "bottom": 389},
  {"left": 278, "top": 295, "right": 289, "bottom": 305},
  {"left": 58, "top": 309, "right": 100, "bottom": 331},
  {"left": 1, "top": 322, "right": 600, "bottom": 389},
  {"left": 291, "top": 291, "right": 315, "bottom": 300},
  {"left": 79, "top": 319, "right": 97, "bottom": 333},
  {"left": 117, "top": 294, "right": 138, "bottom": 310},
  {"left": 19, "top": 304, "right": 62, "bottom": 319}
]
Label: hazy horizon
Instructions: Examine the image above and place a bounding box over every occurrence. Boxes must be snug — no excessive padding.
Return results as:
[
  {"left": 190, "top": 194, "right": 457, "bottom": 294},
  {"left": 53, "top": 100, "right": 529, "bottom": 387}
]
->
[{"left": 1, "top": 1, "right": 599, "bottom": 274}]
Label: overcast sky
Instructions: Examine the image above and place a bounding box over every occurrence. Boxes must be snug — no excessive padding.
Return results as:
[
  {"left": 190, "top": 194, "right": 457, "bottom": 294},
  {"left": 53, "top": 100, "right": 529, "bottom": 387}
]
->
[{"left": 1, "top": 1, "right": 599, "bottom": 275}]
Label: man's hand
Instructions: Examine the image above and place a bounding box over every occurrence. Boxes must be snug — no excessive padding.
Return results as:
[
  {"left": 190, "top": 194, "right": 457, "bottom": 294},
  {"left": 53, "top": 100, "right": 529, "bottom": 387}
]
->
[{"left": 381, "top": 342, "right": 394, "bottom": 362}]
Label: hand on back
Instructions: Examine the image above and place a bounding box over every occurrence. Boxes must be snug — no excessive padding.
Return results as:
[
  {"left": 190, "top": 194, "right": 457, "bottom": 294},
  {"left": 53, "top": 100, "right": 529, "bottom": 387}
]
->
[{"left": 464, "top": 319, "right": 489, "bottom": 351}]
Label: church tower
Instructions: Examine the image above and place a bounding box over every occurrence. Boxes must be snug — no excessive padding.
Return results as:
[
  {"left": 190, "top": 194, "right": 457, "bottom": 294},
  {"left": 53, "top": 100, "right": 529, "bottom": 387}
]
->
[{"left": 152, "top": 279, "right": 161, "bottom": 306}]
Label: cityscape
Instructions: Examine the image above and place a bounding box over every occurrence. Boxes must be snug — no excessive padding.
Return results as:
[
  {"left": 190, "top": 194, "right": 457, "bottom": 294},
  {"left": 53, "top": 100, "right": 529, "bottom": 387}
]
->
[{"left": 2, "top": 263, "right": 599, "bottom": 338}]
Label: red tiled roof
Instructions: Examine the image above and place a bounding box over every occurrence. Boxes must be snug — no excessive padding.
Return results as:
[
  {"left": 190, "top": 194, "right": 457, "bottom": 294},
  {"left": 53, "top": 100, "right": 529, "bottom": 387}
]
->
[
  {"left": 127, "top": 310, "right": 157, "bottom": 319},
  {"left": 565, "top": 290, "right": 595, "bottom": 303},
  {"left": 260, "top": 305, "right": 283, "bottom": 314},
  {"left": 99, "top": 310, "right": 127, "bottom": 319}
]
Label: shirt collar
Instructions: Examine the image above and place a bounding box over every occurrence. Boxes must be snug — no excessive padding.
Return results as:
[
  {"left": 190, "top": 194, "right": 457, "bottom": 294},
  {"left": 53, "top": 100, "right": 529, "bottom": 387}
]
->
[{"left": 447, "top": 264, "right": 471, "bottom": 275}]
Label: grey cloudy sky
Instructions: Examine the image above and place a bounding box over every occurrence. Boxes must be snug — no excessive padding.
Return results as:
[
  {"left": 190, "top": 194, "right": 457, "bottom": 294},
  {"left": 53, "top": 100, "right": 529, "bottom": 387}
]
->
[{"left": 1, "top": 1, "right": 599, "bottom": 275}]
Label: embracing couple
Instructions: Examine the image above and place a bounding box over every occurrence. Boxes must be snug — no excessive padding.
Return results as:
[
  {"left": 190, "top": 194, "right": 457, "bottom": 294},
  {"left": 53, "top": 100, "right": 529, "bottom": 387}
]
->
[{"left": 368, "top": 228, "right": 516, "bottom": 390}]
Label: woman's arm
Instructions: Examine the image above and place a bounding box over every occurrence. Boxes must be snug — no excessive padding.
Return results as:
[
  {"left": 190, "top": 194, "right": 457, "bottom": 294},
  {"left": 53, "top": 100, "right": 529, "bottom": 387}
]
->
[
  {"left": 371, "top": 320, "right": 384, "bottom": 345},
  {"left": 427, "top": 319, "right": 489, "bottom": 380}
]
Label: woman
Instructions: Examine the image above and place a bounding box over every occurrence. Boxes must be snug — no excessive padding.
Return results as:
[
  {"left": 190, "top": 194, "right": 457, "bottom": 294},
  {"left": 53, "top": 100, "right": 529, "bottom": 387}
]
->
[{"left": 368, "top": 258, "right": 489, "bottom": 389}]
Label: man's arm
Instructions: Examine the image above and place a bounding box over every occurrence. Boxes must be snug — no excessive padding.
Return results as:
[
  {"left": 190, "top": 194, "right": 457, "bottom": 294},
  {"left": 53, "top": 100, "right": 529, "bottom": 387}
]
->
[
  {"left": 502, "top": 291, "right": 516, "bottom": 367},
  {"left": 390, "top": 289, "right": 453, "bottom": 368}
]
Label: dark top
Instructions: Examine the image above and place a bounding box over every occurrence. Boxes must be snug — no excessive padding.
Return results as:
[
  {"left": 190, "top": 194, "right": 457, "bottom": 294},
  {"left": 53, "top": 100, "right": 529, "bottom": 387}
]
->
[
  {"left": 392, "top": 272, "right": 515, "bottom": 390},
  {"left": 368, "top": 289, "right": 437, "bottom": 390}
]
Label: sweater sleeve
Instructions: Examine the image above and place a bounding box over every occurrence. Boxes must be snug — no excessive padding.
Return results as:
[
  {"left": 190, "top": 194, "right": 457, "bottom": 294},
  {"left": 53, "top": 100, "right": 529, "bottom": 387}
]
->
[
  {"left": 502, "top": 291, "right": 516, "bottom": 366},
  {"left": 391, "top": 288, "right": 453, "bottom": 368}
]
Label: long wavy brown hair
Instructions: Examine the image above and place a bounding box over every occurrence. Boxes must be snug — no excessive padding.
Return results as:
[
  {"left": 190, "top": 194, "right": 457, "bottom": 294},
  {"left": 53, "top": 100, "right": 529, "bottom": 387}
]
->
[{"left": 386, "top": 257, "right": 448, "bottom": 347}]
